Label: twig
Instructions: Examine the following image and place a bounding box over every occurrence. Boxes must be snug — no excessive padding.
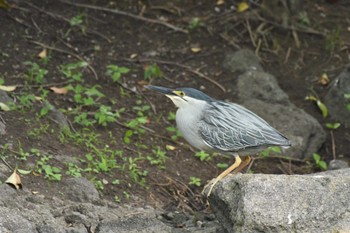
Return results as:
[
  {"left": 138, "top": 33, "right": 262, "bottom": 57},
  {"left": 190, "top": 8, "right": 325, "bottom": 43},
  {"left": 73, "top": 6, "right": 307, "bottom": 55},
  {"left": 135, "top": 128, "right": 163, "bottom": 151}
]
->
[
  {"left": 0, "top": 146, "right": 16, "bottom": 171},
  {"left": 284, "top": 47, "right": 291, "bottom": 64},
  {"left": 0, "top": 156, "right": 13, "bottom": 171},
  {"left": 245, "top": 18, "right": 257, "bottom": 48},
  {"left": 291, "top": 25, "right": 301, "bottom": 48},
  {"left": 330, "top": 130, "right": 336, "bottom": 160},
  {"left": 219, "top": 33, "right": 241, "bottom": 50},
  {"left": 29, "top": 40, "right": 99, "bottom": 80},
  {"left": 124, "top": 58, "right": 226, "bottom": 92},
  {"left": 254, "top": 154, "right": 305, "bottom": 162},
  {"left": 24, "top": 1, "right": 111, "bottom": 42},
  {"left": 60, "top": 1, "right": 188, "bottom": 34},
  {"left": 15, "top": 80, "right": 71, "bottom": 88},
  {"left": 114, "top": 119, "right": 181, "bottom": 145},
  {"left": 0, "top": 113, "right": 6, "bottom": 125},
  {"left": 257, "top": 16, "right": 326, "bottom": 37}
]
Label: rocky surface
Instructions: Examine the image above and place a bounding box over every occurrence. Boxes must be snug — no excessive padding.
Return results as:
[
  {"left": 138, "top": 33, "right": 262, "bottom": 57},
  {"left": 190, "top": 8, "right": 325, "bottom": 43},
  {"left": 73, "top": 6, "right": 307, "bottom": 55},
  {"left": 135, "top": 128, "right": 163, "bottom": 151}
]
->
[
  {"left": 224, "top": 50, "right": 326, "bottom": 158},
  {"left": 0, "top": 177, "right": 222, "bottom": 233},
  {"left": 324, "top": 65, "right": 350, "bottom": 126},
  {"left": 206, "top": 168, "right": 350, "bottom": 233}
]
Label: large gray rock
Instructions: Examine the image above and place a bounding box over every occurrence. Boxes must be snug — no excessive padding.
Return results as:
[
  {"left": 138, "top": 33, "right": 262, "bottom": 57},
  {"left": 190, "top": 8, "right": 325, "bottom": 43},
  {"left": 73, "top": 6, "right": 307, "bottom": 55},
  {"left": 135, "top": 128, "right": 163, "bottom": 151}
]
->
[
  {"left": 0, "top": 181, "right": 221, "bottom": 233},
  {"left": 224, "top": 51, "right": 326, "bottom": 158},
  {"left": 207, "top": 169, "right": 350, "bottom": 233},
  {"left": 224, "top": 49, "right": 263, "bottom": 74},
  {"left": 63, "top": 177, "right": 100, "bottom": 203},
  {"left": 324, "top": 66, "right": 350, "bottom": 126}
]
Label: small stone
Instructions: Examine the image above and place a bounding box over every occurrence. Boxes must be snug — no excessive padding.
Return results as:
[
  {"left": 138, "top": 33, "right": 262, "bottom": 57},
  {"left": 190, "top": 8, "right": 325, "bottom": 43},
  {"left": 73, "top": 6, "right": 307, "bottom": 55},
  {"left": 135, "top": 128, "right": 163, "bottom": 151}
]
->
[{"left": 329, "top": 159, "right": 349, "bottom": 170}]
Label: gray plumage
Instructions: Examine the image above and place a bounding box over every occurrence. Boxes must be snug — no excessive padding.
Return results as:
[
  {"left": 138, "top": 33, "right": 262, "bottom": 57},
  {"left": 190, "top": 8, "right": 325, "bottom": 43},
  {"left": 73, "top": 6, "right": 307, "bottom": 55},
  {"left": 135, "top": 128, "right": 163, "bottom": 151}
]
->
[{"left": 146, "top": 85, "right": 291, "bottom": 156}]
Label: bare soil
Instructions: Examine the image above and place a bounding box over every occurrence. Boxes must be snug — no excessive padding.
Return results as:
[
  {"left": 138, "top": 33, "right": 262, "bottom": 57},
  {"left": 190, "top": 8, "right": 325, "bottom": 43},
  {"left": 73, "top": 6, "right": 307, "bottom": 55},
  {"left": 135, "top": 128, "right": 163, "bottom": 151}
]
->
[{"left": 0, "top": 0, "right": 349, "bottom": 212}]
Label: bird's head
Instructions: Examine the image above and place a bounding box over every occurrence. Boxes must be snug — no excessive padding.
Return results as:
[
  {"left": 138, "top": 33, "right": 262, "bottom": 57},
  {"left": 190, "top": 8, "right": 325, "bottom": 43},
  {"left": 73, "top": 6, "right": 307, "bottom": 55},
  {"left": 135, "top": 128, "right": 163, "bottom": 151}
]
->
[{"left": 145, "top": 85, "right": 214, "bottom": 108}]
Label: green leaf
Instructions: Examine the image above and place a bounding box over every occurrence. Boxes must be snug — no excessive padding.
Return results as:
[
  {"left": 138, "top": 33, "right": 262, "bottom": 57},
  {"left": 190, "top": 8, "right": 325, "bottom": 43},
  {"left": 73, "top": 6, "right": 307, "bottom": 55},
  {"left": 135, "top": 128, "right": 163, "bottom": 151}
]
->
[
  {"left": 326, "top": 122, "right": 341, "bottom": 129},
  {"left": 313, "top": 153, "right": 320, "bottom": 163},
  {"left": 316, "top": 100, "right": 328, "bottom": 118},
  {"left": 318, "top": 161, "right": 328, "bottom": 170},
  {"left": 271, "top": 146, "right": 282, "bottom": 153},
  {"left": 0, "top": 102, "right": 10, "bottom": 111},
  {"left": 17, "top": 169, "right": 32, "bottom": 175},
  {"left": 346, "top": 103, "right": 350, "bottom": 112},
  {"left": 217, "top": 163, "right": 228, "bottom": 169}
]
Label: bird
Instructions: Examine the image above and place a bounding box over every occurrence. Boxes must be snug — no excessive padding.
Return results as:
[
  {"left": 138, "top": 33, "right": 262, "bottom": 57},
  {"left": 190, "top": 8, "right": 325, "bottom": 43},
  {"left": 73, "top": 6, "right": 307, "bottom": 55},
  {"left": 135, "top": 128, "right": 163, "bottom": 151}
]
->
[{"left": 145, "top": 85, "right": 291, "bottom": 196}]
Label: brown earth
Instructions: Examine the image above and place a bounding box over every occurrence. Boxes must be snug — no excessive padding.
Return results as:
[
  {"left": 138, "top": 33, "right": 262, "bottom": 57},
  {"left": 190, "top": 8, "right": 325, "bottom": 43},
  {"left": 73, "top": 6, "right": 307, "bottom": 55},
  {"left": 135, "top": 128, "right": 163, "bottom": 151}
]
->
[{"left": 0, "top": 0, "right": 349, "bottom": 212}]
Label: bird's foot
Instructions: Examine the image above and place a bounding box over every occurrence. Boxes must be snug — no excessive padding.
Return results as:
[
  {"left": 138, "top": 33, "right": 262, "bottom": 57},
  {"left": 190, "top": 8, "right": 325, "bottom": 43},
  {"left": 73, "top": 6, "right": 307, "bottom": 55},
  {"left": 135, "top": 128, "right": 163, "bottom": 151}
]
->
[{"left": 201, "top": 177, "right": 218, "bottom": 198}]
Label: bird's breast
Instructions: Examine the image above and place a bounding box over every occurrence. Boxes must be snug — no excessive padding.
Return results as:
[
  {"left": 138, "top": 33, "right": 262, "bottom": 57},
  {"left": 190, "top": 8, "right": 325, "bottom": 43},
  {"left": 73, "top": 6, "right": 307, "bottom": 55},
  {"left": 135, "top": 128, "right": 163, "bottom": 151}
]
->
[{"left": 175, "top": 105, "right": 210, "bottom": 150}]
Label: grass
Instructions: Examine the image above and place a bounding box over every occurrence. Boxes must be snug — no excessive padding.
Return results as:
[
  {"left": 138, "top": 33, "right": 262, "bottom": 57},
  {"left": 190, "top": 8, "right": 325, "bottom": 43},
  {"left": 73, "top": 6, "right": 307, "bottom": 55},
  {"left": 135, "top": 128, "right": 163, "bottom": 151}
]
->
[{"left": 1, "top": 58, "right": 193, "bottom": 202}]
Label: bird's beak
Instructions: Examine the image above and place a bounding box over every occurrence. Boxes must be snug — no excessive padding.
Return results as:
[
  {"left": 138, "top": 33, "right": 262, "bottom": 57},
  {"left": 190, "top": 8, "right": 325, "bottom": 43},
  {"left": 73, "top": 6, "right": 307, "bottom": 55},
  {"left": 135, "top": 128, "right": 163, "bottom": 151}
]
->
[{"left": 145, "top": 85, "right": 175, "bottom": 96}]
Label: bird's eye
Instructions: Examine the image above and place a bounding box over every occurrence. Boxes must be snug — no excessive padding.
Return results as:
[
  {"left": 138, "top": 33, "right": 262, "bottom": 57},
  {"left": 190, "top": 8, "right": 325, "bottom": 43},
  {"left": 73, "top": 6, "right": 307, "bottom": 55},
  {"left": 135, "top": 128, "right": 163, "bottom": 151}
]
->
[{"left": 179, "top": 91, "right": 185, "bottom": 97}]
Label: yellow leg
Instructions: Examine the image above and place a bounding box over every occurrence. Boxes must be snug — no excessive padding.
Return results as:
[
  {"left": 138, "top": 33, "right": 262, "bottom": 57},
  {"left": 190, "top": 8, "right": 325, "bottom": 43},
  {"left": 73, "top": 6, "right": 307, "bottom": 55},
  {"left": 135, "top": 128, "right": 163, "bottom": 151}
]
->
[
  {"left": 233, "top": 155, "right": 251, "bottom": 174},
  {"left": 204, "top": 155, "right": 251, "bottom": 197}
]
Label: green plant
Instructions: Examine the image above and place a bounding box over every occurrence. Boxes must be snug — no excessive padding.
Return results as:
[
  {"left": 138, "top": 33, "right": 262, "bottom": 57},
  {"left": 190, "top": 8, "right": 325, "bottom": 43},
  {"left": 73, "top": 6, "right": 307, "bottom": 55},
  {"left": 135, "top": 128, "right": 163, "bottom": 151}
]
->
[
  {"left": 66, "top": 162, "right": 83, "bottom": 177},
  {"left": 112, "top": 179, "right": 120, "bottom": 185},
  {"left": 259, "top": 146, "right": 282, "bottom": 157},
  {"left": 39, "top": 102, "right": 54, "bottom": 118},
  {"left": 60, "top": 61, "right": 88, "bottom": 82},
  {"left": 114, "top": 195, "right": 121, "bottom": 203},
  {"left": 94, "top": 105, "right": 122, "bottom": 126},
  {"left": 18, "top": 145, "right": 30, "bottom": 161},
  {"left": 188, "top": 17, "right": 204, "bottom": 30},
  {"left": 305, "top": 95, "right": 328, "bottom": 118},
  {"left": 313, "top": 153, "right": 327, "bottom": 170},
  {"left": 124, "top": 116, "right": 148, "bottom": 143},
  {"left": 67, "top": 13, "right": 87, "bottom": 35},
  {"left": 17, "top": 94, "right": 36, "bottom": 109},
  {"left": 345, "top": 93, "right": 350, "bottom": 112},
  {"left": 93, "top": 179, "right": 104, "bottom": 190},
  {"left": 36, "top": 155, "right": 62, "bottom": 181},
  {"left": 167, "top": 111, "right": 176, "bottom": 121},
  {"left": 326, "top": 122, "right": 341, "bottom": 130},
  {"left": 125, "top": 157, "right": 148, "bottom": 186},
  {"left": 123, "top": 191, "right": 131, "bottom": 200},
  {"left": 194, "top": 151, "right": 212, "bottom": 161},
  {"left": 217, "top": 163, "right": 228, "bottom": 169},
  {"left": 106, "top": 65, "right": 130, "bottom": 82},
  {"left": 298, "top": 11, "right": 310, "bottom": 26},
  {"left": 147, "top": 146, "right": 167, "bottom": 168},
  {"left": 69, "top": 13, "right": 85, "bottom": 27},
  {"left": 27, "top": 123, "right": 50, "bottom": 139},
  {"left": 325, "top": 26, "right": 341, "bottom": 52},
  {"left": 144, "top": 63, "right": 162, "bottom": 80},
  {"left": 23, "top": 61, "right": 48, "bottom": 84},
  {"left": 166, "top": 126, "right": 182, "bottom": 140},
  {"left": 189, "top": 176, "right": 201, "bottom": 187}
]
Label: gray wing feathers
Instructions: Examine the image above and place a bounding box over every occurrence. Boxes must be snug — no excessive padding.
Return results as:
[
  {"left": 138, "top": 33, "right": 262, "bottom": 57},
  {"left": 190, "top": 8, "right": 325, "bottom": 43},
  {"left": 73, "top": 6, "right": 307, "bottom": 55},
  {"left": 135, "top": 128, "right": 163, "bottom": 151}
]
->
[{"left": 198, "top": 102, "right": 289, "bottom": 152}]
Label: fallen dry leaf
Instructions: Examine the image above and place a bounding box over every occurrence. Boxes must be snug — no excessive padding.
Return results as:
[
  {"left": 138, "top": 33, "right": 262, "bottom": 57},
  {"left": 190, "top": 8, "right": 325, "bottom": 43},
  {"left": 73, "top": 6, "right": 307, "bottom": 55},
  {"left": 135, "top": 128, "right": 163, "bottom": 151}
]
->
[
  {"left": 0, "top": 85, "right": 16, "bottom": 92},
  {"left": 191, "top": 47, "right": 202, "bottom": 53},
  {"left": 216, "top": 0, "right": 225, "bottom": 5},
  {"left": 0, "top": 0, "right": 10, "bottom": 9},
  {"left": 35, "top": 96, "right": 43, "bottom": 101},
  {"left": 166, "top": 145, "right": 176, "bottom": 151},
  {"left": 137, "top": 80, "right": 148, "bottom": 86},
  {"left": 37, "top": 48, "right": 47, "bottom": 59},
  {"left": 50, "top": 86, "right": 68, "bottom": 95},
  {"left": 130, "top": 53, "right": 138, "bottom": 59},
  {"left": 318, "top": 73, "right": 330, "bottom": 86},
  {"left": 0, "top": 102, "right": 10, "bottom": 111},
  {"left": 237, "top": 2, "right": 249, "bottom": 13},
  {"left": 5, "top": 168, "right": 22, "bottom": 190}
]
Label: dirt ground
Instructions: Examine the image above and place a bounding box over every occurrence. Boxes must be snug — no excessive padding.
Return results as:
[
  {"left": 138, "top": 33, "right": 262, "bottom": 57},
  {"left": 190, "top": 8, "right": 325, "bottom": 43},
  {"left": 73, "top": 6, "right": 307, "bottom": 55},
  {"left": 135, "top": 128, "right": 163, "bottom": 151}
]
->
[{"left": 0, "top": 0, "right": 349, "bottom": 212}]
